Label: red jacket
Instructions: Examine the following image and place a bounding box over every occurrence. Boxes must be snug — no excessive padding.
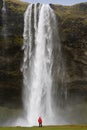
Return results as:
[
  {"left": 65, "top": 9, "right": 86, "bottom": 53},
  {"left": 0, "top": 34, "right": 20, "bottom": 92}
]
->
[{"left": 38, "top": 117, "right": 42, "bottom": 123}]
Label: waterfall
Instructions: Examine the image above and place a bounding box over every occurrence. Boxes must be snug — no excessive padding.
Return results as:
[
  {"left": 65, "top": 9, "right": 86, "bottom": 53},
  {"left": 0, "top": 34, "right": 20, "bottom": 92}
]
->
[
  {"left": 2, "top": 0, "right": 6, "bottom": 12},
  {"left": 1, "top": 0, "right": 10, "bottom": 69},
  {"left": 2, "top": 0, "right": 8, "bottom": 41},
  {"left": 22, "top": 4, "right": 66, "bottom": 126}
]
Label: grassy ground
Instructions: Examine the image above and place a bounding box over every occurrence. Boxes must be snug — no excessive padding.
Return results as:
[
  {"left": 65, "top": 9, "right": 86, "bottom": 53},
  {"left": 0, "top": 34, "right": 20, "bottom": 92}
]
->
[{"left": 0, "top": 126, "right": 87, "bottom": 130}]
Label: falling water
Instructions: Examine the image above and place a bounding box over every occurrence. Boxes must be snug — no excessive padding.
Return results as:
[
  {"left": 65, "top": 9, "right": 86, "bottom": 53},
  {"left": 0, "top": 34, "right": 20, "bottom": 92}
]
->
[
  {"left": 1, "top": 0, "right": 10, "bottom": 69},
  {"left": 2, "top": 0, "right": 8, "bottom": 40},
  {"left": 2, "top": 0, "right": 6, "bottom": 11},
  {"left": 22, "top": 4, "right": 66, "bottom": 126}
]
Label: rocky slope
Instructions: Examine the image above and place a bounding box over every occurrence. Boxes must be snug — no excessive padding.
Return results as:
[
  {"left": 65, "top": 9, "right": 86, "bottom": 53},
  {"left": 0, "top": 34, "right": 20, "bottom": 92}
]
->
[{"left": 0, "top": 0, "right": 87, "bottom": 107}]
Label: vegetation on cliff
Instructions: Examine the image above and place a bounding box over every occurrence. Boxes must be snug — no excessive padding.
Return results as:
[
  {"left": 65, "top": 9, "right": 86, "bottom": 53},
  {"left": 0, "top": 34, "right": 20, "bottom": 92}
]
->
[
  {"left": 51, "top": 3, "right": 87, "bottom": 99},
  {"left": 0, "top": 0, "right": 28, "bottom": 108}
]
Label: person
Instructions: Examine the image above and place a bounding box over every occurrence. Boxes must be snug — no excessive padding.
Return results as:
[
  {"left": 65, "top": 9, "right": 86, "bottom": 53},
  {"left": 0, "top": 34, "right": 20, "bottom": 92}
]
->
[{"left": 38, "top": 116, "right": 42, "bottom": 127}]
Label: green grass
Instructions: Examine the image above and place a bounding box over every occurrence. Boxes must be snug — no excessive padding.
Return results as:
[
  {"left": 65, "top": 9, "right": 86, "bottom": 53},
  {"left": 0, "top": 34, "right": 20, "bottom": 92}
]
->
[
  {"left": 0, "top": 126, "right": 87, "bottom": 130},
  {"left": 6, "top": 0, "right": 28, "bottom": 14}
]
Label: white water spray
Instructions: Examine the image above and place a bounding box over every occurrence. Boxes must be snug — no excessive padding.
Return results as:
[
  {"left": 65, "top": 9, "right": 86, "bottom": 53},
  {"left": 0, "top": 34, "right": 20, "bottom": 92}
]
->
[{"left": 22, "top": 4, "right": 66, "bottom": 126}]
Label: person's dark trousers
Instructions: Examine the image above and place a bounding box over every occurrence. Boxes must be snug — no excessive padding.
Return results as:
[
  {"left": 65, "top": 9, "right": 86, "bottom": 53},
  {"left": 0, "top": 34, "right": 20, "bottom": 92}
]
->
[{"left": 39, "top": 123, "right": 42, "bottom": 127}]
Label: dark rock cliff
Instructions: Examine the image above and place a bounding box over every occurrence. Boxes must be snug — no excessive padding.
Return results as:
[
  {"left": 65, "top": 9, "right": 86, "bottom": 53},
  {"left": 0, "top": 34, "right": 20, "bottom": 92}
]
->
[
  {"left": 0, "top": 0, "right": 28, "bottom": 108},
  {"left": 51, "top": 3, "right": 87, "bottom": 103}
]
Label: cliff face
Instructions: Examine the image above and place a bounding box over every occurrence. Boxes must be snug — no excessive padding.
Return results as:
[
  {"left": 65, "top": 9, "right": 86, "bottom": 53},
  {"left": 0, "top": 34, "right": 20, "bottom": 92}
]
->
[
  {"left": 0, "top": 0, "right": 87, "bottom": 107},
  {"left": 51, "top": 3, "right": 87, "bottom": 101},
  {"left": 0, "top": 0, "right": 28, "bottom": 108}
]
